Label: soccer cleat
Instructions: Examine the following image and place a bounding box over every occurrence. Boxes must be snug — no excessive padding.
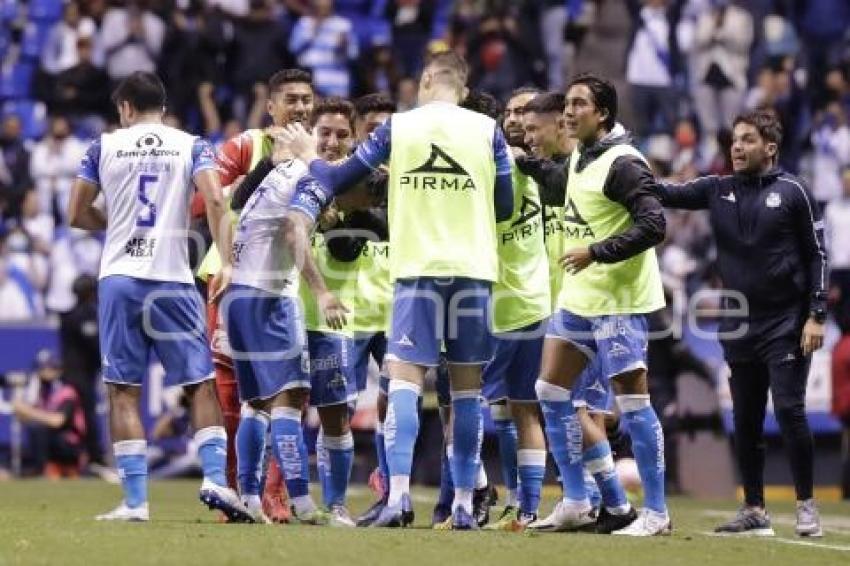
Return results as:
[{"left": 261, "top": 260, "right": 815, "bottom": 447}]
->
[
  {"left": 714, "top": 506, "right": 774, "bottom": 537},
  {"left": 199, "top": 479, "right": 254, "bottom": 523},
  {"left": 95, "top": 501, "right": 149, "bottom": 522},
  {"left": 595, "top": 506, "right": 637, "bottom": 534},
  {"left": 328, "top": 505, "right": 356, "bottom": 528},
  {"left": 795, "top": 499, "right": 823, "bottom": 538},
  {"left": 613, "top": 508, "right": 672, "bottom": 537},
  {"left": 371, "top": 494, "right": 414, "bottom": 528},
  {"left": 451, "top": 506, "right": 479, "bottom": 531},
  {"left": 472, "top": 484, "right": 498, "bottom": 527},
  {"left": 431, "top": 503, "right": 452, "bottom": 527},
  {"left": 527, "top": 499, "right": 596, "bottom": 532},
  {"left": 294, "top": 507, "right": 331, "bottom": 526},
  {"left": 262, "top": 491, "right": 292, "bottom": 523},
  {"left": 483, "top": 507, "right": 537, "bottom": 532},
  {"left": 356, "top": 496, "right": 388, "bottom": 527},
  {"left": 242, "top": 495, "right": 272, "bottom": 524}
]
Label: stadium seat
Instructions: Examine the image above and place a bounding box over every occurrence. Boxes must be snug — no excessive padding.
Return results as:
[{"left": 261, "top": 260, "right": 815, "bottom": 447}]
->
[
  {"left": 2, "top": 99, "right": 48, "bottom": 140},
  {"left": 21, "top": 22, "right": 52, "bottom": 61},
  {"left": 26, "top": 0, "right": 63, "bottom": 23},
  {"left": 0, "top": 62, "right": 34, "bottom": 99},
  {"left": 0, "top": 0, "right": 18, "bottom": 24}
]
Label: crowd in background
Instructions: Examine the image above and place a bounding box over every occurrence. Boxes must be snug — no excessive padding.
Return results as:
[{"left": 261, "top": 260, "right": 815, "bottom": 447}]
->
[{"left": 1, "top": 0, "right": 850, "bottom": 462}]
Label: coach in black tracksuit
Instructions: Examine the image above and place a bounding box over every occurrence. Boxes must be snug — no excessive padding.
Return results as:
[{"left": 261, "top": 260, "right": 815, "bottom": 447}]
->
[{"left": 657, "top": 110, "right": 828, "bottom": 537}]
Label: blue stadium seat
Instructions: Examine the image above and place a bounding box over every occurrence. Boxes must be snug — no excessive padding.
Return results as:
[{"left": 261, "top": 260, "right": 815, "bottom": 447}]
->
[
  {"left": 21, "top": 22, "right": 52, "bottom": 61},
  {"left": 2, "top": 99, "right": 48, "bottom": 140},
  {"left": 0, "top": 62, "right": 34, "bottom": 99},
  {"left": 27, "top": 0, "right": 63, "bottom": 23},
  {"left": 0, "top": 0, "right": 18, "bottom": 24}
]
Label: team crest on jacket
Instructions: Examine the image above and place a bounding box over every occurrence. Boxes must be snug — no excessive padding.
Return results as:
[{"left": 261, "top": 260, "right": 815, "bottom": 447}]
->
[{"left": 765, "top": 192, "right": 782, "bottom": 208}]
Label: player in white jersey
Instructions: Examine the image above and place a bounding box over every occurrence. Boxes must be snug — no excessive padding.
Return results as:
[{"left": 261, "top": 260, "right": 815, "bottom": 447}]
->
[{"left": 68, "top": 72, "right": 249, "bottom": 523}]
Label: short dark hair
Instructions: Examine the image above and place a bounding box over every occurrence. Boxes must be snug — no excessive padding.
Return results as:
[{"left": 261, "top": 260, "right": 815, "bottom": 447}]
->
[
  {"left": 354, "top": 93, "right": 396, "bottom": 118},
  {"left": 111, "top": 71, "right": 166, "bottom": 113},
  {"left": 460, "top": 89, "right": 503, "bottom": 120},
  {"left": 424, "top": 50, "right": 469, "bottom": 88},
  {"left": 508, "top": 86, "right": 541, "bottom": 101},
  {"left": 268, "top": 68, "right": 313, "bottom": 94},
  {"left": 733, "top": 110, "right": 783, "bottom": 146},
  {"left": 311, "top": 96, "right": 356, "bottom": 130},
  {"left": 523, "top": 92, "right": 565, "bottom": 115},
  {"left": 567, "top": 73, "right": 617, "bottom": 130}
]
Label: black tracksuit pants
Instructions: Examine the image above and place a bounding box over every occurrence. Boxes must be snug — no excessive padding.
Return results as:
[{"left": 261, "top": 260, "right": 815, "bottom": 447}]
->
[{"left": 721, "top": 306, "right": 814, "bottom": 506}]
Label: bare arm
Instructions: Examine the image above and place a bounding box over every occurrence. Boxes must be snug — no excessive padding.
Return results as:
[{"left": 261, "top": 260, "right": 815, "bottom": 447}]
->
[
  {"left": 13, "top": 402, "right": 66, "bottom": 429},
  {"left": 195, "top": 168, "right": 233, "bottom": 302},
  {"left": 68, "top": 178, "right": 106, "bottom": 230}
]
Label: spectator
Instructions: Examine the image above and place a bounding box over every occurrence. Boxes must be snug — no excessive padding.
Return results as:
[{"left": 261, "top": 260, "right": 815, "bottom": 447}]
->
[
  {"left": 20, "top": 190, "right": 54, "bottom": 257},
  {"left": 811, "top": 100, "right": 850, "bottom": 208},
  {"left": 355, "top": 45, "right": 402, "bottom": 96},
  {"left": 0, "top": 252, "right": 38, "bottom": 321},
  {"left": 12, "top": 350, "right": 86, "bottom": 478},
  {"left": 59, "top": 275, "right": 105, "bottom": 469},
  {"left": 229, "top": 0, "right": 289, "bottom": 120},
  {"left": 290, "top": 0, "right": 359, "bottom": 97},
  {"left": 45, "top": 228, "right": 102, "bottom": 314},
  {"left": 29, "top": 116, "right": 87, "bottom": 226},
  {"left": 386, "top": 0, "right": 443, "bottom": 77},
  {"left": 689, "top": 0, "right": 753, "bottom": 156},
  {"left": 395, "top": 77, "right": 417, "bottom": 111},
  {"left": 468, "top": 13, "right": 536, "bottom": 102},
  {"left": 3, "top": 226, "right": 47, "bottom": 314},
  {"left": 41, "top": 1, "right": 99, "bottom": 76},
  {"left": 0, "top": 115, "right": 33, "bottom": 220},
  {"left": 832, "top": 330, "right": 850, "bottom": 499},
  {"left": 100, "top": 1, "right": 166, "bottom": 83},
  {"left": 826, "top": 167, "right": 850, "bottom": 330},
  {"left": 51, "top": 37, "right": 111, "bottom": 134},
  {"left": 625, "top": 0, "right": 684, "bottom": 139},
  {"left": 794, "top": 0, "right": 850, "bottom": 108}
]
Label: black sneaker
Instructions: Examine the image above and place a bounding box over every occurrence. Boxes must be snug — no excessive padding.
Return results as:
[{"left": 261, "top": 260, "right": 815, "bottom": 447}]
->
[
  {"left": 431, "top": 502, "right": 451, "bottom": 527},
  {"left": 473, "top": 485, "right": 498, "bottom": 527},
  {"left": 714, "top": 507, "right": 775, "bottom": 536},
  {"left": 356, "top": 496, "right": 388, "bottom": 527},
  {"left": 595, "top": 506, "right": 638, "bottom": 534}
]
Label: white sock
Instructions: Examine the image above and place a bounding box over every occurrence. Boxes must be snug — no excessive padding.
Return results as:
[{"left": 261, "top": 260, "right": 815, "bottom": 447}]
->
[
  {"left": 292, "top": 495, "right": 316, "bottom": 516},
  {"left": 562, "top": 496, "right": 592, "bottom": 511},
  {"left": 388, "top": 475, "right": 410, "bottom": 507},
  {"left": 453, "top": 488, "right": 474, "bottom": 513},
  {"left": 241, "top": 494, "right": 262, "bottom": 509},
  {"left": 475, "top": 465, "right": 488, "bottom": 490},
  {"left": 504, "top": 488, "right": 518, "bottom": 508}
]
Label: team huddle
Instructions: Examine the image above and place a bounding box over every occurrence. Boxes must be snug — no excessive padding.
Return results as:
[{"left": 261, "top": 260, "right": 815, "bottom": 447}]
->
[{"left": 67, "top": 49, "right": 824, "bottom": 539}]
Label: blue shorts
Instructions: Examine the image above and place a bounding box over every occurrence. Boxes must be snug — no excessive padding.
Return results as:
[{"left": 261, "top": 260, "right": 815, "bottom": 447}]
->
[
  {"left": 482, "top": 321, "right": 546, "bottom": 403},
  {"left": 308, "top": 331, "right": 357, "bottom": 407},
  {"left": 351, "top": 332, "right": 387, "bottom": 392},
  {"left": 98, "top": 275, "right": 213, "bottom": 386},
  {"left": 546, "top": 310, "right": 649, "bottom": 382},
  {"left": 571, "top": 355, "right": 613, "bottom": 413},
  {"left": 387, "top": 277, "right": 493, "bottom": 366}
]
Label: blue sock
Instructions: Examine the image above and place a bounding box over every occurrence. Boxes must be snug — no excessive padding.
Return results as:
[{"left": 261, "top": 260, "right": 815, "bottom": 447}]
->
[
  {"left": 384, "top": 380, "right": 421, "bottom": 507},
  {"left": 114, "top": 440, "right": 148, "bottom": 508},
  {"left": 536, "top": 382, "right": 588, "bottom": 503},
  {"left": 316, "top": 428, "right": 330, "bottom": 507},
  {"left": 324, "top": 432, "right": 354, "bottom": 507},
  {"left": 437, "top": 445, "right": 454, "bottom": 507},
  {"left": 619, "top": 397, "right": 666, "bottom": 514},
  {"left": 236, "top": 407, "right": 268, "bottom": 497},
  {"left": 517, "top": 449, "right": 546, "bottom": 515},
  {"left": 451, "top": 393, "right": 482, "bottom": 491},
  {"left": 195, "top": 426, "right": 228, "bottom": 487},
  {"left": 270, "top": 407, "right": 310, "bottom": 499},
  {"left": 583, "top": 441, "right": 628, "bottom": 511},
  {"left": 492, "top": 412, "right": 519, "bottom": 498},
  {"left": 584, "top": 468, "right": 603, "bottom": 509},
  {"left": 375, "top": 421, "right": 389, "bottom": 489}
]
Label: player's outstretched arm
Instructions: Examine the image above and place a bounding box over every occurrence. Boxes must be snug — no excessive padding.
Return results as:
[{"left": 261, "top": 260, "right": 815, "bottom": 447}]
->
[
  {"left": 68, "top": 178, "right": 106, "bottom": 231},
  {"left": 282, "top": 209, "right": 349, "bottom": 330},
  {"left": 195, "top": 167, "right": 233, "bottom": 303}
]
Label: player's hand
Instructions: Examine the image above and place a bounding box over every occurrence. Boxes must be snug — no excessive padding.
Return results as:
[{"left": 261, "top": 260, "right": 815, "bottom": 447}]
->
[
  {"left": 267, "top": 128, "right": 293, "bottom": 164},
  {"left": 318, "top": 291, "right": 349, "bottom": 330},
  {"left": 800, "top": 317, "right": 825, "bottom": 356},
  {"left": 209, "top": 264, "right": 232, "bottom": 304},
  {"left": 559, "top": 247, "right": 594, "bottom": 274},
  {"left": 510, "top": 146, "right": 527, "bottom": 160},
  {"left": 281, "top": 123, "right": 319, "bottom": 163}
]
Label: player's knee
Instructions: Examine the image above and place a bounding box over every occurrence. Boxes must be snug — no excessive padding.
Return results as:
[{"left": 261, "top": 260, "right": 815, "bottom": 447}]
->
[{"left": 535, "top": 380, "right": 570, "bottom": 402}]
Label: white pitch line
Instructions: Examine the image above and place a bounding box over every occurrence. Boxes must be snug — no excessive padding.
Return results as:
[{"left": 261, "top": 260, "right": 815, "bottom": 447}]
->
[{"left": 699, "top": 531, "right": 850, "bottom": 553}]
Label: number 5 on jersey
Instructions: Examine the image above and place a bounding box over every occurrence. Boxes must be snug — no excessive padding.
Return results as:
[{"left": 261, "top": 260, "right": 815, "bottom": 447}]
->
[{"left": 137, "top": 174, "right": 158, "bottom": 227}]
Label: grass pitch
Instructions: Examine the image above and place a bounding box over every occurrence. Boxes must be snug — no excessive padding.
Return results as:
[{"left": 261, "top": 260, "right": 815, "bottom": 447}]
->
[{"left": 1, "top": 480, "right": 849, "bottom": 566}]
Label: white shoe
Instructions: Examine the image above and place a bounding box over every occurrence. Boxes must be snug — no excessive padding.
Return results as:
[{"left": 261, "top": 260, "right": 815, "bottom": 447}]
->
[
  {"left": 199, "top": 479, "right": 254, "bottom": 523},
  {"left": 328, "top": 505, "right": 356, "bottom": 528},
  {"left": 795, "top": 499, "right": 823, "bottom": 538},
  {"left": 612, "top": 508, "right": 672, "bottom": 536},
  {"left": 526, "top": 499, "right": 595, "bottom": 532},
  {"left": 95, "top": 501, "right": 149, "bottom": 522},
  {"left": 241, "top": 495, "right": 272, "bottom": 524}
]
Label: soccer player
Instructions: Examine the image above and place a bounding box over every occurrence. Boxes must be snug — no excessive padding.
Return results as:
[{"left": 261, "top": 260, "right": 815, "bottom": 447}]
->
[
  {"left": 656, "top": 110, "right": 827, "bottom": 538},
  {"left": 530, "top": 74, "right": 670, "bottom": 536},
  {"left": 198, "top": 68, "right": 315, "bottom": 522},
  {"left": 68, "top": 72, "right": 249, "bottom": 522},
  {"left": 283, "top": 51, "right": 514, "bottom": 529}
]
